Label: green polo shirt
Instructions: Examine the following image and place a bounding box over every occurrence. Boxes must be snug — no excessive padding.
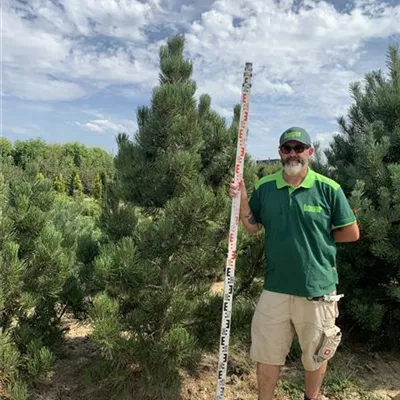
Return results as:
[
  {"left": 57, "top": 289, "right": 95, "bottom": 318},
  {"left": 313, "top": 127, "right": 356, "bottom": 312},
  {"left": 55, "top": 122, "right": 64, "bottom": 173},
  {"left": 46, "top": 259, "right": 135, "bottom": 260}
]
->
[{"left": 249, "top": 168, "right": 356, "bottom": 297}]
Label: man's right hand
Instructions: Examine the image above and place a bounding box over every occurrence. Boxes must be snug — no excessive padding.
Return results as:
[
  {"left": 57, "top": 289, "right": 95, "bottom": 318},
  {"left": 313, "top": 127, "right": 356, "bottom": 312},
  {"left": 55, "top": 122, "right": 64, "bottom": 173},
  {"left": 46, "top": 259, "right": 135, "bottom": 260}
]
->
[
  {"left": 230, "top": 176, "right": 262, "bottom": 233},
  {"left": 229, "top": 176, "right": 248, "bottom": 201}
]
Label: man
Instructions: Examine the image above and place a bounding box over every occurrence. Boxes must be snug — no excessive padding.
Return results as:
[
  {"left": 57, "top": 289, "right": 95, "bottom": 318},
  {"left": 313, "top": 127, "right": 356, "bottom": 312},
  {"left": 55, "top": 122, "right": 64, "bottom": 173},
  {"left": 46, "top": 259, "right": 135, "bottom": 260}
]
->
[{"left": 230, "top": 127, "right": 359, "bottom": 400}]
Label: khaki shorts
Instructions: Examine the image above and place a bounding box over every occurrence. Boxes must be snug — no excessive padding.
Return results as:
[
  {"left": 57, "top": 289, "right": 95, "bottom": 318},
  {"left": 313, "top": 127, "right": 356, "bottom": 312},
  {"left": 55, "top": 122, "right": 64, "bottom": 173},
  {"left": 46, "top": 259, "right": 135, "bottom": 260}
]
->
[{"left": 250, "top": 290, "right": 341, "bottom": 371}]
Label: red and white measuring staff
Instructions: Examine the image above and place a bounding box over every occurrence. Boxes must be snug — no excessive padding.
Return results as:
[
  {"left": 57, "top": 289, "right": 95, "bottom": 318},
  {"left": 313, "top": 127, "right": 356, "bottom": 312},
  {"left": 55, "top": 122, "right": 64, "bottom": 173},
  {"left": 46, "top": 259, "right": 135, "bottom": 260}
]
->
[{"left": 215, "top": 62, "right": 253, "bottom": 400}]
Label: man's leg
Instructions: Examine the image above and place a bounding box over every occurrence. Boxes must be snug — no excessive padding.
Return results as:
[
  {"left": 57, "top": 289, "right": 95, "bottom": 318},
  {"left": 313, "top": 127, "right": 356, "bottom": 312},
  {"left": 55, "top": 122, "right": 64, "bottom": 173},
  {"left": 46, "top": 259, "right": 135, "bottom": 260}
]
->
[
  {"left": 256, "top": 363, "right": 281, "bottom": 400},
  {"left": 292, "top": 295, "right": 341, "bottom": 400},
  {"left": 304, "top": 360, "right": 328, "bottom": 399},
  {"left": 250, "top": 291, "right": 294, "bottom": 400}
]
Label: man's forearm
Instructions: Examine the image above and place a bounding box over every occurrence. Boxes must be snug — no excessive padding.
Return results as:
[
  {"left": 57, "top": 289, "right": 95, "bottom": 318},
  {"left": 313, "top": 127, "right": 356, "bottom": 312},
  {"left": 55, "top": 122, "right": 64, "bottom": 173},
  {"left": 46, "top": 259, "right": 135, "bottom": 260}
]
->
[{"left": 240, "top": 198, "right": 262, "bottom": 233}]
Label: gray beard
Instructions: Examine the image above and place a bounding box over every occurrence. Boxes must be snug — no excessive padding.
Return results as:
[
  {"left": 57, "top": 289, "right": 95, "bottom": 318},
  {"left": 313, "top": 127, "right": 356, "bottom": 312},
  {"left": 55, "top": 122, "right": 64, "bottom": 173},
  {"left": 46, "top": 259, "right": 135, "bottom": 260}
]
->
[{"left": 283, "top": 159, "right": 307, "bottom": 177}]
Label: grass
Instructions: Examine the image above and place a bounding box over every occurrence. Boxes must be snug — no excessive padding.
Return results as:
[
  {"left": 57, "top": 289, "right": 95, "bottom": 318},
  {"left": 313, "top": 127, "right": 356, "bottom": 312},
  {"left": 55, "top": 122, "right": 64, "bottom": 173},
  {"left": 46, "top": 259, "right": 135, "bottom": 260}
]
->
[
  {"left": 276, "top": 379, "right": 304, "bottom": 398},
  {"left": 276, "top": 342, "right": 387, "bottom": 400},
  {"left": 322, "top": 352, "right": 355, "bottom": 396}
]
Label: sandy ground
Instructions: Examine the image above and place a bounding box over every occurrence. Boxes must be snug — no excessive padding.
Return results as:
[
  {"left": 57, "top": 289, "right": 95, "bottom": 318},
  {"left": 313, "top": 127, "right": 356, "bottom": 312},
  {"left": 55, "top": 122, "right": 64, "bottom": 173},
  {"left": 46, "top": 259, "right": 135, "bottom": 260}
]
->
[{"left": 28, "top": 316, "right": 400, "bottom": 400}]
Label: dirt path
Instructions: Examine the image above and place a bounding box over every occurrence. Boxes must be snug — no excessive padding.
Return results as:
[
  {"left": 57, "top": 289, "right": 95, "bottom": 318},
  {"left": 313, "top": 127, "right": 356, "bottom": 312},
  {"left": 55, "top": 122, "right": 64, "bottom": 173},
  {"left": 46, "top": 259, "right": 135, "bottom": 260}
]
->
[
  {"left": 30, "top": 320, "right": 400, "bottom": 400},
  {"left": 31, "top": 320, "right": 97, "bottom": 400},
  {"left": 355, "top": 353, "right": 400, "bottom": 399},
  {"left": 181, "top": 353, "right": 400, "bottom": 400}
]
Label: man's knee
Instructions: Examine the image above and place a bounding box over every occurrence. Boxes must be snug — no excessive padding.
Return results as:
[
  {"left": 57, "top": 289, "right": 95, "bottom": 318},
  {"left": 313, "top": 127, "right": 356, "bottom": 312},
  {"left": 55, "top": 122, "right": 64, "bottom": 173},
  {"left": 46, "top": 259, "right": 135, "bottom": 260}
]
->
[
  {"left": 256, "top": 363, "right": 281, "bottom": 398},
  {"left": 300, "top": 325, "right": 342, "bottom": 371},
  {"left": 257, "top": 362, "right": 281, "bottom": 377}
]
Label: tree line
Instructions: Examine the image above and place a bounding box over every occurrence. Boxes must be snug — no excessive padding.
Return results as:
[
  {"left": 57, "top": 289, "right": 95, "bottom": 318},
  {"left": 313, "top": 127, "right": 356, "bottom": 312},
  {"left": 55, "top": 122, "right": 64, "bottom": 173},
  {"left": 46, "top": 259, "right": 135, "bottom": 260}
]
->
[{"left": 0, "top": 138, "right": 114, "bottom": 198}]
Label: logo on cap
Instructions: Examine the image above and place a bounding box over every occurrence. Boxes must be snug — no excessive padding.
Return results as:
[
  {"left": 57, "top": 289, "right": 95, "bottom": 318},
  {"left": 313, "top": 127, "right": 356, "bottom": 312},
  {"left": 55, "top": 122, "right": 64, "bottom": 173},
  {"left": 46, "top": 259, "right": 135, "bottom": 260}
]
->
[{"left": 284, "top": 131, "right": 302, "bottom": 139}]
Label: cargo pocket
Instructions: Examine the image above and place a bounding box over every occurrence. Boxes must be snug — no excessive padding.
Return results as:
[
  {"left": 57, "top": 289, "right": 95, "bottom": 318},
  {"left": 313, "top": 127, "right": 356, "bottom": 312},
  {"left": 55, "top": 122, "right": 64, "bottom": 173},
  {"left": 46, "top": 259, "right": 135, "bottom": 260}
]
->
[
  {"left": 313, "top": 325, "right": 341, "bottom": 363},
  {"left": 321, "top": 295, "right": 340, "bottom": 321}
]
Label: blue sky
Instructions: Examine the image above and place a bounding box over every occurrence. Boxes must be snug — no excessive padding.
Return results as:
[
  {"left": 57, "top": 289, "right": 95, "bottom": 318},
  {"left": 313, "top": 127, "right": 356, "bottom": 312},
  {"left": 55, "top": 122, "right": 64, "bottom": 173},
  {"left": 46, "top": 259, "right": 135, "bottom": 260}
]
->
[{"left": 2, "top": 0, "right": 400, "bottom": 160}]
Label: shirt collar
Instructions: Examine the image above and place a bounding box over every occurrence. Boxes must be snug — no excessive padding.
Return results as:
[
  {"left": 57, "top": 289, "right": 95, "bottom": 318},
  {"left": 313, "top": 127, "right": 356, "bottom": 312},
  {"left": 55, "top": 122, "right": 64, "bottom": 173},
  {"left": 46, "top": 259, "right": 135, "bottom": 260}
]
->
[{"left": 276, "top": 168, "right": 316, "bottom": 190}]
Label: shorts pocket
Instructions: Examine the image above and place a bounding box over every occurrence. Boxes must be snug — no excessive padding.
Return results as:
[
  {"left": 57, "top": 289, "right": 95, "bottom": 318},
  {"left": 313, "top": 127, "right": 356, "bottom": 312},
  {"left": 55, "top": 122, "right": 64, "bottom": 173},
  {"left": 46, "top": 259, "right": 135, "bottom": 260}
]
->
[
  {"left": 313, "top": 325, "right": 341, "bottom": 363},
  {"left": 321, "top": 298, "right": 339, "bottom": 322}
]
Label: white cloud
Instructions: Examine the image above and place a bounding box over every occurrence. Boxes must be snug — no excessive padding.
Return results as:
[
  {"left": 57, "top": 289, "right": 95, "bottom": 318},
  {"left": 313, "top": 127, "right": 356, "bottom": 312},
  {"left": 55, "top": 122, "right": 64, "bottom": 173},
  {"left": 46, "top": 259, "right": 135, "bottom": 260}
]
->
[
  {"left": 314, "top": 131, "right": 340, "bottom": 149},
  {"left": 2, "top": 0, "right": 400, "bottom": 158},
  {"left": 2, "top": 0, "right": 161, "bottom": 101},
  {"left": 66, "top": 46, "right": 159, "bottom": 87},
  {"left": 3, "top": 4, "right": 73, "bottom": 65},
  {"left": 10, "top": 0, "right": 157, "bottom": 40},
  {"left": 186, "top": 0, "right": 400, "bottom": 120},
  {"left": 75, "top": 118, "right": 138, "bottom": 135},
  {"left": 4, "top": 0, "right": 399, "bottom": 106},
  {"left": 4, "top": 70, "right": 87, "bottom": 101},
  {"left": 212, "top": 104, "right": 234, "bottom": 119}
]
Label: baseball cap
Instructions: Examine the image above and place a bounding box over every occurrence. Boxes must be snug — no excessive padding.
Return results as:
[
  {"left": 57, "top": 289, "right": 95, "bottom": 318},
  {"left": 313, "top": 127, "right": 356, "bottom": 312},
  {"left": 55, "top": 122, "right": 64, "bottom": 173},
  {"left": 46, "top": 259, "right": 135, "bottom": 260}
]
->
[{"left": 279, "top": 127, "right": 312, "bottom": 146}]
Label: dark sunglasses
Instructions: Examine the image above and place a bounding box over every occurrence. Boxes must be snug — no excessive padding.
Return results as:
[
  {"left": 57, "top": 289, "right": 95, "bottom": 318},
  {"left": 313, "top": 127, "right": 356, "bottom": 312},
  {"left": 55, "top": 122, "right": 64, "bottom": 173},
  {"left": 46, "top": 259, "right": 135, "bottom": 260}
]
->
[{"left": 280, "top": 144, "right": 309, "bottom": 154}]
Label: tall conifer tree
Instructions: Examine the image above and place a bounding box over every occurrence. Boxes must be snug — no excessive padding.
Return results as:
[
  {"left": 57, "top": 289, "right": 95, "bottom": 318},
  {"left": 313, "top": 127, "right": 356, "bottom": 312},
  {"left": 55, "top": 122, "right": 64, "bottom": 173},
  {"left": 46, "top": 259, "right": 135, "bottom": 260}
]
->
[
  {"left": 322, "top": 45, "right": 400, "bottom": 348},
  {"left": 90, "top": 35, "right": 246, "bottom": 398}
]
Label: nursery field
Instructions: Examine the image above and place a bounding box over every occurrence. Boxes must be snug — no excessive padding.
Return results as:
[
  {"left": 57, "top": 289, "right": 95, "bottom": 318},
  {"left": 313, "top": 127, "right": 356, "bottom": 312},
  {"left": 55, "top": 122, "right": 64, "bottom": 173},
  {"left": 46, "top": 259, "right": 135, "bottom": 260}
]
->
[
  {"left": 27, "top": 314, "right": 400, "bottom": 400},
  {"left": 1, "top": 37, "right": 400, "bottom": 400}
]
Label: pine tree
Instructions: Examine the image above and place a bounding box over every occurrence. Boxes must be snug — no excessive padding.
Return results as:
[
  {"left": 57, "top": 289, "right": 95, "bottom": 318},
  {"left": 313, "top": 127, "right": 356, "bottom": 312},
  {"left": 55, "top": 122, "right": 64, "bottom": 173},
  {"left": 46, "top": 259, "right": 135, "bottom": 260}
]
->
[
  {"left": 0, "top": 145, "right": 111, "bottom": 398},
  {"left": 53, "top": 173, "right": 66, "bottom": 193},
  {"left": 73, "top": 173, "right": 83, "bottom": 195},
  {"left": 68, "top": 171, "right": 83, "bottom": 196},
  {"left": 98, "top": 183, "right": 139, "bottom": 242},
  {"left": 91, "top": 35, "right": 248, "bottom": 398},
  {"left": 0, "top": 137, "right": 13, "bottom": 158},
  {"left": 93, "top": 173, "right": 103, "bottom": 200},
  {"left": 114, "top": 35, "right": 203, "bottom": 209},
  {"left": 0, "top": 173, "right": 72, "bottom": 398},
  {"left": 322, "top": 44, "right": 400, "bottom": 349},
  {"left": 12, "top": 139, "right": 47, "bottom": 169},
  {"left": 198, "top": 94, "right": 234, "bottom": 190}
]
